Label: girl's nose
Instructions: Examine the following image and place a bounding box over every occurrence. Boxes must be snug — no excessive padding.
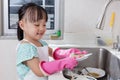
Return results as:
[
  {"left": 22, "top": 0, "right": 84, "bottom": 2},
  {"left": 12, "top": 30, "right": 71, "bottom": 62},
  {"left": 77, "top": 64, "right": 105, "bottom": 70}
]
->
[{"left": 39, "top": 26, "right": 46, "bottom": 31}]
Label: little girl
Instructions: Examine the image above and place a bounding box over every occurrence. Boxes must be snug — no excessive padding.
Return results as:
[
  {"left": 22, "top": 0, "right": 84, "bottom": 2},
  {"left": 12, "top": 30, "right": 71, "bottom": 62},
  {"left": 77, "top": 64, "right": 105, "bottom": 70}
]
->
[{"left": 16, "top": 2, "right": 86, "bottom": 80}]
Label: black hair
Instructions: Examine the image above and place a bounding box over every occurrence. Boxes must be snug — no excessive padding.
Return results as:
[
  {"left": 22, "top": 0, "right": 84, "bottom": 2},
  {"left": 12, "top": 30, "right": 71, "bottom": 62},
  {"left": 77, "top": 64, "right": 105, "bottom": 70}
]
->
[{"left": 17, "top": 2, "right": 48, "bottom": 41}]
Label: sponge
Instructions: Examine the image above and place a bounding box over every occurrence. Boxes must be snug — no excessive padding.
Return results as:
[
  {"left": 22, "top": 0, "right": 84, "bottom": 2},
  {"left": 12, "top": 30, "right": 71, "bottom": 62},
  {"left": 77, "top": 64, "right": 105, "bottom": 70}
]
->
[
  {"left": 50, "top": 30, "right": 61, "bottom": 40},
  {"left": 50, "top": 35, "right": 59, "bottom": 40}
]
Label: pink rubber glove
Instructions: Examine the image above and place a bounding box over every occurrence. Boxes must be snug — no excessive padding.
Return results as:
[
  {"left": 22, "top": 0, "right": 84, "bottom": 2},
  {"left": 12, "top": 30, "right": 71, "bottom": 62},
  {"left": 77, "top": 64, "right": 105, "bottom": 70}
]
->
[
  {"left": 40, "top": 57, "right": 78, "bottom": 75},
  {"left": 53, "top": 48, "right": 87, "bottom": 60}
]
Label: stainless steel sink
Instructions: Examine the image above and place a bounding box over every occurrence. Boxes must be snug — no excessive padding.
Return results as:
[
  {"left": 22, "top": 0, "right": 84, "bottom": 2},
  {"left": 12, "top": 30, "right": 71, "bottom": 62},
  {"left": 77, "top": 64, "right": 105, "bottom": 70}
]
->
[{"left": 61, "top": 47, "right": 120, "bottom": 80}]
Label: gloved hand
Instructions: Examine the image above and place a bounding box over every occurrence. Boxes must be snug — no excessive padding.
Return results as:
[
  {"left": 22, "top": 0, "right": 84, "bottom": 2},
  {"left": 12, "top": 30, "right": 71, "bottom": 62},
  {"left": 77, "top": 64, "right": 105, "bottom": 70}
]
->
[
  {"left": 53, "top": 47, "right": 87, "bottom": 60},
  {"left": 40, "top": 57, "right": 78, "bottom": 75}
]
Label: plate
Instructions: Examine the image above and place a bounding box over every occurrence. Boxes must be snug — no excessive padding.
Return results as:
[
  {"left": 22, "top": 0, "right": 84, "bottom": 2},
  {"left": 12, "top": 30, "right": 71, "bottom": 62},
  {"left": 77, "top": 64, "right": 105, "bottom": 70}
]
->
[
  {"left": 76, "top": 53, "right": 92, "bottom": 61},
  {"left": 72, "top": 75, "right": 97, "bottom": 80},
  {"left": 81, "top": 67, "right": 106, "bottom": 78}
]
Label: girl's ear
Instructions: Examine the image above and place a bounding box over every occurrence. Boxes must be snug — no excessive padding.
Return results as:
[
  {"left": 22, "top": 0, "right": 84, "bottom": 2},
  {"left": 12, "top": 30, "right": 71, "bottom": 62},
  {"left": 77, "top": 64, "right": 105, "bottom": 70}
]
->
[{"left": 18, "top": 20, "right": 24, "bottom": 30}]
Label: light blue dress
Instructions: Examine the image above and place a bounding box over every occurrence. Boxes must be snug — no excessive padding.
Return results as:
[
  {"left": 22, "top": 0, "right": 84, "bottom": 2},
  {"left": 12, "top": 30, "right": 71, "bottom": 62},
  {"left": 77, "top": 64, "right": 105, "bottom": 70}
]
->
[{"left": 16, "top": 39, "right": 49, "bottom": 80}]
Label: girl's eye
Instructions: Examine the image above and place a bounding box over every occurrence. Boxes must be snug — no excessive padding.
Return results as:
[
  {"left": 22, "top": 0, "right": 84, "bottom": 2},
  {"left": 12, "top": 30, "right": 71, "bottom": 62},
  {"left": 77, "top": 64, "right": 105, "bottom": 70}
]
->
[
  {"left": 43, "top": 24, "right": 46, "bottom": 27},
  {"left": 34, "top": 24, "right": 39, "bottom": 26}
]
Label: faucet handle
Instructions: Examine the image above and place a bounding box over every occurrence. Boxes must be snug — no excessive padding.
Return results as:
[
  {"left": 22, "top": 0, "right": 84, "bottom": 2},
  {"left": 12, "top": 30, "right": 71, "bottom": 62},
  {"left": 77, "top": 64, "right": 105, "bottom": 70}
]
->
[
  {"left": 117, "top": 43, "right": 120, "bottom": 51},
  {"left": 113, "top": 35, "right": 120, "bottom": 51},
  {"left": 117, "top": 35, "right": 119, "bottom": 44},
  {"left": 113, "top": 42, "right": 118, "bottom": 49}
]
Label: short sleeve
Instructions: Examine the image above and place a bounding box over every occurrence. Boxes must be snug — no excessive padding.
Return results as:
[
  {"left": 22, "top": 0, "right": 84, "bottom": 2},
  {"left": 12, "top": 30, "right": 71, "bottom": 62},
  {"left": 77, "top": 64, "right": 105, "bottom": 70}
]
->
[{"left": 16, "top": 43, "right": 38, "bottom": 65}]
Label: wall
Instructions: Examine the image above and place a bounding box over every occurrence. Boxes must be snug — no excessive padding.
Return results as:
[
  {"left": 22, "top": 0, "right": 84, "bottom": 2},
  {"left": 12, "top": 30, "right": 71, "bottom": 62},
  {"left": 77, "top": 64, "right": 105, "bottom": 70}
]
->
[
  {"left": 64, "top": 0, "right": 120, "bottom": 43},
  {"left": 0, "top": 40, "right": 18, "bottom": 80},
  {"left": 64, "top": 0, "right": 104, "bottom": 33},
  {"left": 0, "top": 0, "right": 120, "bottom": 80},
  {"left": 0, "top": 0, "right": 2, "bottom": 36}
]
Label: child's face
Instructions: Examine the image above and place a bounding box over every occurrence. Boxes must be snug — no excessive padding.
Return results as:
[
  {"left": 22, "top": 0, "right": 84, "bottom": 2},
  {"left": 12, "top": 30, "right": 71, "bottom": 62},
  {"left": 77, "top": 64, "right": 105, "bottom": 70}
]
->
[{"left": 19, "top": 19, "right": 46, "bottom": 41}]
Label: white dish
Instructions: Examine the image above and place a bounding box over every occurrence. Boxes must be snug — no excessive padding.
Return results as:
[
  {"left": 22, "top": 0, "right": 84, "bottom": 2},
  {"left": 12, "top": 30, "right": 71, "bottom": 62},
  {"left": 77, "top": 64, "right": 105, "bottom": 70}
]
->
[
  {"left": 81, "top": 67, "right": 106, "bottom": 78},
  {"left": 76, "top": 53, "right": 92, "bottom": 61},
  {"left": 72, "top": 75, "right": 97, "bottom": 80}
]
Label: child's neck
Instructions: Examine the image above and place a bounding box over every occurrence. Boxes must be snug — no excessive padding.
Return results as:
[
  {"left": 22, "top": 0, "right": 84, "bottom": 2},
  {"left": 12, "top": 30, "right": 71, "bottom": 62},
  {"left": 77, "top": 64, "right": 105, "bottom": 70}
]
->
[{"left": 23, "top": 38, "right": 42, "bottom": 47}]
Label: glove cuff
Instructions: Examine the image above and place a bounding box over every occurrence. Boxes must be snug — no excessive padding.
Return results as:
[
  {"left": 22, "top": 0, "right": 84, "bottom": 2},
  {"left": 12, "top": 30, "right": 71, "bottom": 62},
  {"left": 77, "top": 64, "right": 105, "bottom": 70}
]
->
[
  {"left": 52, "top": 47, "right": 61, "bottom": 60},
  {"left": 39, "top": 61, "right": 51, "bottom": 76}
]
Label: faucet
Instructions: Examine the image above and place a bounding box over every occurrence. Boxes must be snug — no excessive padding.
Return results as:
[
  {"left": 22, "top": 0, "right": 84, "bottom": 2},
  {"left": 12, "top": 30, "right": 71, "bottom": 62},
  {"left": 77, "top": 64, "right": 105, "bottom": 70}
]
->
[
  {"left": 96, "top": 0, "right": 120, "bottom": 51},
  {"left": 96, "top": 0, "right": 120, "bottom": 29},
  {"left": 96, "top": 0, "right": 113, "bottom": 30},
  {"left": 113, "top": 35, "right": 120, "bottom": 51}
]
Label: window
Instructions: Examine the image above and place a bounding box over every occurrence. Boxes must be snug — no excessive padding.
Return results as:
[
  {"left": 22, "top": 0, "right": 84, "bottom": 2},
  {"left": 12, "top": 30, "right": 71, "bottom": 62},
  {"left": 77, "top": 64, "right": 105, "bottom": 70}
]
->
[{"left": 2, "top": 0, "right": 64, "bottom": 39}]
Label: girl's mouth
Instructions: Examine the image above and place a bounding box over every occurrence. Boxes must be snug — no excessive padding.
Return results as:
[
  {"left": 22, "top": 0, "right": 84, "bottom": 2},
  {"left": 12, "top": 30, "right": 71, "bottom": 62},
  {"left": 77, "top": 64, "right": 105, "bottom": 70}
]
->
[{"left": 37, "top": 33, "right": 44, "bottom": 36}]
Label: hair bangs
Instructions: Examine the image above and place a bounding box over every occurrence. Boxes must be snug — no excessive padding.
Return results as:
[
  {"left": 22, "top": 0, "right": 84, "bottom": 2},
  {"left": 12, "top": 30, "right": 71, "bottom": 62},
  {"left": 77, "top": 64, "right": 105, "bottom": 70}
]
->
[{"left": 24, "top": 6, "right": 47, "bottom": 23}]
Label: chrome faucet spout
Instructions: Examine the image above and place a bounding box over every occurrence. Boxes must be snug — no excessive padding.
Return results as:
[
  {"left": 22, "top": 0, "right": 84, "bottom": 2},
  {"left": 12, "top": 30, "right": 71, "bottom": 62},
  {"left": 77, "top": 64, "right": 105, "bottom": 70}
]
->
[{"left": 96, "top": 0, "right": 113, "bottom": 30}]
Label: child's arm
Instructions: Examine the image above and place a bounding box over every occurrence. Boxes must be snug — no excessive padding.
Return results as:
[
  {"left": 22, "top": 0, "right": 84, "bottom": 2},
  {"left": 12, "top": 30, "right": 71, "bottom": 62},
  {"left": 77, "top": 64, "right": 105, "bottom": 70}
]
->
[
  {"left": 25, "top": 57, "right": 78, "bottom": 77},
  {"left": 48, "top": 47, "right": 53, "bottom": 57},
  {"left": 24, "top": 57, "right": 45, "bottom": 77},
  {"left": 17, "top": 43, "right": 77, "bottom": 77}
]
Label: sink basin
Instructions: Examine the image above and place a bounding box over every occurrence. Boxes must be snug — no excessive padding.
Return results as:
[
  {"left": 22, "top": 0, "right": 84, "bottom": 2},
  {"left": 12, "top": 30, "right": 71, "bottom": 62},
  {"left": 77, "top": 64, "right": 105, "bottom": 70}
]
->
[{"left": 61, "top": 47, "right": 120, "bottom": 80}]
